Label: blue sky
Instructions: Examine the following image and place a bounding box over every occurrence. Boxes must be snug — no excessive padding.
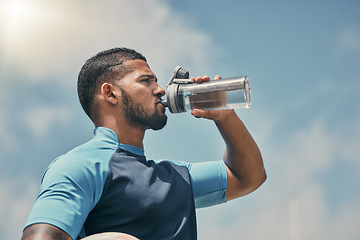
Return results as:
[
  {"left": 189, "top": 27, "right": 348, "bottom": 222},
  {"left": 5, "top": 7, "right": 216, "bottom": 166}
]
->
[{"left": 1, "top": 0, "right": 359, "bottom": 239}]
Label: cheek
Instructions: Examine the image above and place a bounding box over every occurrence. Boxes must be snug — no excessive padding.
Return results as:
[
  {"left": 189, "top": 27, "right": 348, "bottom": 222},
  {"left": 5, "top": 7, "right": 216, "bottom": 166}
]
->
[
  {"left": 133, "top": 86, "right": 150, "bottom": 95},
  {"left": 137, "top": 93, "right": 153, "bottom": 107},
  {"left": 138, "top": 89, "right": 154, "bottom": 100}
]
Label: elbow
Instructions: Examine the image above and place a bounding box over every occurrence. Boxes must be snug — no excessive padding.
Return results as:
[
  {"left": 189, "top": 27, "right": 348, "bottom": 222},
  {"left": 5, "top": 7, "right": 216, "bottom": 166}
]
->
[
  {"left": 255, "top": 169, "right": 267, "bottom": 190},
  {"left": 227, "top": 166, "right": 267, "bottom": 200},
  {"left": 244, "top": 158, "right": 267, "bottom": 195},
  {"left": 241, "top": 154, "right": 267, "bottom": 194},
  {"left": 245, "top": 168, "right": 267, "bottom": 195},
  {"left": 226, "top": 152, "right": 267, "bottom": 199},
  {"left": 250, "top": 153, "right": 267, "bottom": 192},
  {"left": 252, "top": 155, "right": 267, "bottom": 191}
]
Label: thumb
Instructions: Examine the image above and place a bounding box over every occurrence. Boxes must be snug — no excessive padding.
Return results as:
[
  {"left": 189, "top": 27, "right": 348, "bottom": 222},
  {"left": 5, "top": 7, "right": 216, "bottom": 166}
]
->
[
  {"left": 191, "top": 109, "right": 224, "bottom": 121},
  {"left": 191, "top": 109, "right": 208, "bottom": 118}
]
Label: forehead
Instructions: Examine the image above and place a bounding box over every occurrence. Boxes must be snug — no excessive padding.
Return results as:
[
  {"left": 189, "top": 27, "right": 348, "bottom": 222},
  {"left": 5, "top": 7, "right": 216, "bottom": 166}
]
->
[{"left": 122, "top": 59, "right": 154, "bottom": 77}]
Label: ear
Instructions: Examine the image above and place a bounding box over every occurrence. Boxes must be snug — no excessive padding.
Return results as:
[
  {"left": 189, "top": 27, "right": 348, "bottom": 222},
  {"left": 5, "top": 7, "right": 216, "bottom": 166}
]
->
[{"left": 100, "top": 83, "right": 120, "bottom": 105}]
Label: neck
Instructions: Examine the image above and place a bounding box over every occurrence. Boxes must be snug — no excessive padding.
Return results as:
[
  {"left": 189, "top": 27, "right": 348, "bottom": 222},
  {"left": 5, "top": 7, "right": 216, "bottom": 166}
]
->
[{"left": 96, "top": 116, "right": 146, "bottom": 149}]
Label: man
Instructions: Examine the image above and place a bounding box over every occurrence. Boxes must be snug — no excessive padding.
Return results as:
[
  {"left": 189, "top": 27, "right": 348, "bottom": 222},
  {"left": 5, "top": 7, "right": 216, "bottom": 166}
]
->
[{"left": 22, "top": 47, "right": 266, "bottom": 240}]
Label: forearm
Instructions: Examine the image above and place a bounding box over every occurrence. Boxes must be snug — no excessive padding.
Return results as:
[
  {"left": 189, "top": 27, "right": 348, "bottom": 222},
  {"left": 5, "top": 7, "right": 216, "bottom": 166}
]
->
[
  {"left": 215, "top": 110, "right": 266, "bottom": 198},
  {"left": 189, "top": 75, "right": 266, "bottom": 198}
]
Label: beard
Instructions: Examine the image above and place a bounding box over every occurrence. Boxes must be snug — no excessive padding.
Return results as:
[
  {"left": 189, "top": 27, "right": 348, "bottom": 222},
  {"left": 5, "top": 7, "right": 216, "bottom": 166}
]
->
[{"left": 120, "top": 87, "right": 167, "bottom": 130}]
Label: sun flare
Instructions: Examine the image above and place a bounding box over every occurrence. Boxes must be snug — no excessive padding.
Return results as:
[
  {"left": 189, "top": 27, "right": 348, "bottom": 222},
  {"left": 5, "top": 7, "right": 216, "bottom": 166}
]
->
[
  {"left": 1, "top": 0, "right": 54, "bottom": 46},
  {"left": 2, "top": 0, "right": 38, "bottom": 31}
]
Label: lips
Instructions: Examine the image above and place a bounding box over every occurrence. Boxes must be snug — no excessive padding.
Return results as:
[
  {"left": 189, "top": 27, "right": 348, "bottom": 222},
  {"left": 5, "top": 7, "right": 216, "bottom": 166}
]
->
[
  {"left": 156, "top": 98, "right": 163, "bottom": 105},
  {"left": 156, "top": 100, "right": 166, "bottom": 113}
]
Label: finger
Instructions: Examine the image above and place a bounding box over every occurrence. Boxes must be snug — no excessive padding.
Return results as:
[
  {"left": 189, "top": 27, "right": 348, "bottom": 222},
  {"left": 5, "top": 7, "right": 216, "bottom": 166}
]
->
[
  {"left": 191, "top": 109, "right": 207, "bottom": 118},
  {"left": 202, "top": 75, "right": 211, "bottom": 82},
  {"left": 214, "top": 74, "right": 221, "bottom": 80},
  {"left": 194, "top": 76, "right": 203, "bottom": 83},
  {"left": 194, "top": 75, "right": 211, "bottom": 83},
  {"left": 191, "top": 109, "right": 223, "bottom": 120}
]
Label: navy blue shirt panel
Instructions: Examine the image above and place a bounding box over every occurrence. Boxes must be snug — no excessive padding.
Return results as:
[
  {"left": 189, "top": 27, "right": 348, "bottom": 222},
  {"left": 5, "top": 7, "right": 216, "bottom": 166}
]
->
[{"left": 84, "top": 148, "right": 197, "bottom": 240}]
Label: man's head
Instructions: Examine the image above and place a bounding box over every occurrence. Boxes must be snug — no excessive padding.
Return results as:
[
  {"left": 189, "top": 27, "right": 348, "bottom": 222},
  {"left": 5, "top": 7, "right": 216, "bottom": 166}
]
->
[
  {"left": 77, "top": 47, "right": 167, "bottom": 130},
  {"left": 78, "top": 47, "right": 146, "bottom": 121}
]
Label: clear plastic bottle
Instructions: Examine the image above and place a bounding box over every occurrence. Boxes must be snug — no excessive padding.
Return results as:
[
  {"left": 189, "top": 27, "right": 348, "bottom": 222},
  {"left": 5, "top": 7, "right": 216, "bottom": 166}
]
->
[
  {"left": 161, "top": 68, "right": 251, "bottom": 113},
  {"left": 179, "top": 76, "right": 251, "bottom": 112}
]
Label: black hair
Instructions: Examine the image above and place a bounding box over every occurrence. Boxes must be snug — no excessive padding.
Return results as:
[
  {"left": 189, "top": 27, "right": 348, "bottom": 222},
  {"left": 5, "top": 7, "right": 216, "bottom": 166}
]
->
[{"left": 77, "top": 47, "right": 147, "bottom": 122}]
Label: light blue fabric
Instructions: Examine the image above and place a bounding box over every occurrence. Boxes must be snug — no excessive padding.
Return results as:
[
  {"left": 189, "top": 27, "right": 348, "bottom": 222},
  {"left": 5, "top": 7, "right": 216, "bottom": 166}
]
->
[
  {"left": 25, "top": 127, "right": 118, "bottom": 239},
  {"left": 25, "top": 127, "right": 227, "bottom": 239},
  {"left": 162, "top": 160, "right": 228, "bottom": 208}
]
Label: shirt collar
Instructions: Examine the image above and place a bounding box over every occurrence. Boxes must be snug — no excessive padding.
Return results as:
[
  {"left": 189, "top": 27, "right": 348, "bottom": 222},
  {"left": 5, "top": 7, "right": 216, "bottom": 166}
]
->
[{"left": 94, "top": 127, "right": 145, "bottom": 156}]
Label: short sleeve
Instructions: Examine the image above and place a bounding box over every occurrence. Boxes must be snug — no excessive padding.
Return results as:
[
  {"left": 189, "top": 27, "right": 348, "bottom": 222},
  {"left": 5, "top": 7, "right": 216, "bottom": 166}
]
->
[
  {"left": 165, "top": 160, "right": 228, "bottom": 208},
  {"left": 188, "top": 161, "right": 228, "bottom": 208},
  {"left": 24, "top": 154, "right": 109, "bottom": 240}
]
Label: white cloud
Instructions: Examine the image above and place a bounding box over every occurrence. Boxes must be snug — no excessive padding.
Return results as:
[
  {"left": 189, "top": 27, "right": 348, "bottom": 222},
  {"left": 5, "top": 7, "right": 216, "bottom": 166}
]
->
[
  {"left": 338, "top": 122, "right": 360, "bottom": 166},
  {"left": 0, "top": 1, "right": 224, "bottom": 239},
  {"left": 0, "top": 0, "right": 224, "bottom": 84},
  {"left": 0, "top": 113, "right": 17, "bottom": 154},
  {"left": 339, "top": 28, "right": 360, "bottom": 52},
  {"left": 196, "top": 118, "right": 360, "bottom": 240},
  {"left": 0, "top": 178, "right": 39, "bottom": 240},
  {"left": 333, "top": 27, "right": 360, "bottom": 62},
  {"left": 24, "top": 106, "right": 73, "bottom": 139}
]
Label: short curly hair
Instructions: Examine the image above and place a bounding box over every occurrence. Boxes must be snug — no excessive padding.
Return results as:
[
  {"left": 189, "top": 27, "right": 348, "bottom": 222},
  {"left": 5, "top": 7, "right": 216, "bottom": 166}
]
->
[{"left": 77, "top": 47, "right": 146, "bottom": 122}]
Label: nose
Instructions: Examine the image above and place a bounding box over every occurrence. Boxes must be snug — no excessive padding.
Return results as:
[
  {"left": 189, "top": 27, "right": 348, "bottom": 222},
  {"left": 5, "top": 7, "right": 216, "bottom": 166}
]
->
[{"left": 154, "top": 83, "right": 165, "bottom": 97}]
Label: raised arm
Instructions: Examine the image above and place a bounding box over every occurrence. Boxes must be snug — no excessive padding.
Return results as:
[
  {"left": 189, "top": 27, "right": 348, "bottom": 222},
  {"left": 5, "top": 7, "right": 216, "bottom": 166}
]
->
[{"left": 191, "top": 75, "right": 266, "bottom": 200}]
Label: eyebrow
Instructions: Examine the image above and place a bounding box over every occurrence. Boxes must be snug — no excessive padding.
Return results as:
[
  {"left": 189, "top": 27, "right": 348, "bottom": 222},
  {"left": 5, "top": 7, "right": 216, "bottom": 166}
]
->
[{"left": 139, "top": 74, "right": 158, "bottom": 82}]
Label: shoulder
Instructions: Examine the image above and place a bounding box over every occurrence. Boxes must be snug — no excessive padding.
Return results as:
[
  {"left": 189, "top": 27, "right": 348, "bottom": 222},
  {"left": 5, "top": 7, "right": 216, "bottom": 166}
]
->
[{"left": 40, "top": 139, "right": 119, "bottom": 194}]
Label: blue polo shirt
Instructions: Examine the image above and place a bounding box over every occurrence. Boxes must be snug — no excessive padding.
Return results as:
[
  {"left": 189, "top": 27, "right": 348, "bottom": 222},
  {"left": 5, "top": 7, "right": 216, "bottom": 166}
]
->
[{"left": 25, "top": 127, "right": 227, "bottom": 239}]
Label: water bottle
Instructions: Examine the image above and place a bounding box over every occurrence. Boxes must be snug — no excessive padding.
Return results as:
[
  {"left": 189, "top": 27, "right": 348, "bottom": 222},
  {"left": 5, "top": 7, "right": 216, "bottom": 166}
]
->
[{"left": 160, "top": 66, "right": 251, "bottom": 113}]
